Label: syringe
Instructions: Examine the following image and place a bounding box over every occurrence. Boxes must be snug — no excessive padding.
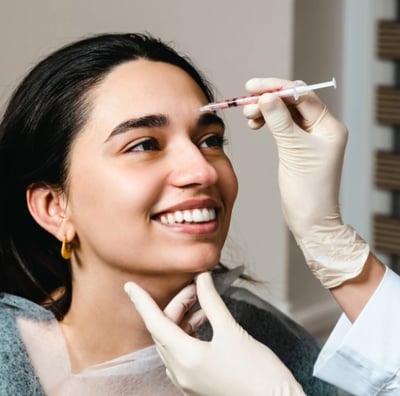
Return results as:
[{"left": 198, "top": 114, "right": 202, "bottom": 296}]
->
[{"left": 199, "top": 77, "right": 336, "bottom": 112}]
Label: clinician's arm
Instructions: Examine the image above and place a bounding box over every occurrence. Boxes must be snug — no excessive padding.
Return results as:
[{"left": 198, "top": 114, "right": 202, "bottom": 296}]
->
[
  {"left": 124, "top": 272, "right": 305, "bottom": 396},
  {"left": 244, "top": 77, "right": 400, "bottom": 394},
  {"left": 243, "top": 77, "right": 385, "bottom": 320},
  {"left": 330, "top": 253, "right": 384, "bottom": 321}
]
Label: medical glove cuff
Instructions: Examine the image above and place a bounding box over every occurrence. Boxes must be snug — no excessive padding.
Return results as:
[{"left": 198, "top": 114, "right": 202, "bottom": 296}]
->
[{"left": 297, "top": 224, "right": 370, "bottom": 288}]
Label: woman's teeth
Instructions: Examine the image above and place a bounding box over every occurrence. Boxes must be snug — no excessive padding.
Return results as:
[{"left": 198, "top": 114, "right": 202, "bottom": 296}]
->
[{"left": 159, "top": 208, "right": 216, "bottom": 224}]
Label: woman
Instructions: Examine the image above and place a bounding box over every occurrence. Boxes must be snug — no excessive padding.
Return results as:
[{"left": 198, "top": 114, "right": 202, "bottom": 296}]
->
[
  {"left": 0, "top": 33, "right": 336, "bottom": 395},
  {"left": 128, "top": 76, "right": 399, "bottom": 396}
]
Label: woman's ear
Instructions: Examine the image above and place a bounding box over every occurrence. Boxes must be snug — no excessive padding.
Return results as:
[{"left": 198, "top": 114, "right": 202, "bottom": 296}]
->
[{"left": 26, "top": 183, "right": 75, "bottom": 242}]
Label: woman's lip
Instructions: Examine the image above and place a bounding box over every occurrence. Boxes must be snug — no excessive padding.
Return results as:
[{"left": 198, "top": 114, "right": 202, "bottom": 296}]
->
[{"left": 153, "top": 198, "right": 220, "bottom": 217}]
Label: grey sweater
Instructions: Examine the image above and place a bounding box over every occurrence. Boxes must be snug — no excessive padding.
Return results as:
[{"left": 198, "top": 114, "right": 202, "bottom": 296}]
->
[{"left": 0, "top": 290, "right": 337, "bottom": 395}]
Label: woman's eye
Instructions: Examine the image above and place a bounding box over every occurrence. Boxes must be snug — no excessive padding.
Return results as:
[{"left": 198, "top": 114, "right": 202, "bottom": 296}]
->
[
  {"left": 127, "top": 138, "right": 160, "bottom": 152},
  {"left": 199, "top": 135, "right": 226, "bottom": 149}
]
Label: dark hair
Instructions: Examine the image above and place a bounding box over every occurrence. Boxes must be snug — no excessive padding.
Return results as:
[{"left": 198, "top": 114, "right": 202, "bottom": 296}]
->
[{"left": 0, "top": 33, "right": 215, "bottom": 319}]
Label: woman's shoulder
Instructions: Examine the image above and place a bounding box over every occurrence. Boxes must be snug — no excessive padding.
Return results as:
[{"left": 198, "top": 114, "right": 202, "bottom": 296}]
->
[
  {"left": 220, "top": 286, "right": 321, "bottom": 355},
  {"left": 222, "top": 286, "right": 315, "bottom": 342},
  {"left": 216, "top": 286, "right": 338, "bottom": 395},
  {"left": 0, "top": 293, "right": 48, "bottom": 396},
  {"left": 0, "top": 293, "right": 54, "bottom": 321},
  {"left": 0, "top": 293, "right": 54, "bottom": 364}
]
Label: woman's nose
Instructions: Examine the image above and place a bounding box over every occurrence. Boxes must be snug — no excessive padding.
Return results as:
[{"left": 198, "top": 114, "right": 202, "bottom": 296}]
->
[{"left": 169, "top": 143, "right": 219, "bottom": 188}]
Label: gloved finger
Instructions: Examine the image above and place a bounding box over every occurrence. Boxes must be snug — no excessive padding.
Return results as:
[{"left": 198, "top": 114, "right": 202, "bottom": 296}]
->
[
  {"left": 294, "top": 96, "right": 348, "bottom": 139},
  {"left": 195, "top": 272, "right": 237, "bottom": 335},
  {"left": 163, "top": 283, "right": 197, "bottom": 324},
  {"left": 243, "top": 103, "right": 261, "bottom": 119},
  {"left": 258, "top": 93, "right": 295, "bottom": 135},
  {"left": 245, "top": 77, "right": 294, "bottom": 95},
  {"left": 246, "top": 77, "right": 339, "bottom": 135},
  {"left": 243, "top": 104, "right": 265, "bottom": 130},
  {"left": 181, "top": 308, "right": 207, "bottom": 335},
  {"left": 287, "top": 91, "right": 330, "bottom": 132},
  {"left": 248, "top": 117, "right": 265, "bottom": 130},
  {"left": 256, "top": 86, "right": 326, "bottom": 133},
  {"left": 124, "top": 281, "right": 195, "bottom": 349}
]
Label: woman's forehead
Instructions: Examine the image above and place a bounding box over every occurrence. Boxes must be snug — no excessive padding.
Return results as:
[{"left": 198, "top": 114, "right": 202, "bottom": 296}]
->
[
  {"left": 94, "top": 59, "right": 205, "bottom": 100},
  {"left": 86, "top": 59, "right": 208, "bottom": 125}
]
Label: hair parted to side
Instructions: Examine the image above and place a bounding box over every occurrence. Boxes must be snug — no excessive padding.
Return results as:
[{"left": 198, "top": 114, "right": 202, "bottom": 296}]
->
[{"left": 0, "top": 33, "right": 215, "bottom": 319}]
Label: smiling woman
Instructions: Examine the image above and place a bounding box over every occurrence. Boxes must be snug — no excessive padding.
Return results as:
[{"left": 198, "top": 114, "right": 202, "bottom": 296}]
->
[{"left": 0, "top": 33, "right": 337, "bottom": 395}]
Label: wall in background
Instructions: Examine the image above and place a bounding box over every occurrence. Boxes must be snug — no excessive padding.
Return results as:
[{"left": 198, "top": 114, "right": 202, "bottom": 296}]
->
[{"left": 1, "top": 0, "right": 394, "bottom": 335}]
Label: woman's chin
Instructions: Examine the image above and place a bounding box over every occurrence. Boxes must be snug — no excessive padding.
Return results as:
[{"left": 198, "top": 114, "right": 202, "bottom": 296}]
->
[{"left": 174, "top": 250, "right": 221, "bottom": 273}]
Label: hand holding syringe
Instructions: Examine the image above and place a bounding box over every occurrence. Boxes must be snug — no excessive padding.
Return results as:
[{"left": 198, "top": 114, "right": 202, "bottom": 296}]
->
[{"left": 199, "top": 78, "right": 336, "bottom": 112}]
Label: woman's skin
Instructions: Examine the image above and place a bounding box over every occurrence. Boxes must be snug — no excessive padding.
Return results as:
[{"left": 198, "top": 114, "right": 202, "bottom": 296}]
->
[{"left": 26, "top": 59, "right": 238, "bottom": 372}]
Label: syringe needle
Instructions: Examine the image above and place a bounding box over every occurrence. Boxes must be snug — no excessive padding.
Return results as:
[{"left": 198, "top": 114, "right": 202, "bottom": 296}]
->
[{"left": 199, "top": 78, "right": 336, "bottom": 112}]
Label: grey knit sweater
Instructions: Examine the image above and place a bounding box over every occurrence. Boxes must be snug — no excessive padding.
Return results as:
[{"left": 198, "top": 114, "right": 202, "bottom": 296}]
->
[{"left": 0, "top": 289, "right": 337, "bottom": 395}]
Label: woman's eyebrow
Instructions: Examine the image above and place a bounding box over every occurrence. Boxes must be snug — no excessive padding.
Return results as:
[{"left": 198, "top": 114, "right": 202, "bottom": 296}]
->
[
  {"left": 105, "top": 111, "right": 224, "bottom": 143},
  {"left": 196, "top": 112, "right": 225, "bottom": 129},
  {"left": 105, "top": 113, "right": 169, "bottom": 142}
]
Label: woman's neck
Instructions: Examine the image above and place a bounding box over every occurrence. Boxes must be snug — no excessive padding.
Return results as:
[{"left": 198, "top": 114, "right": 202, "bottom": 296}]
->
[{"left": 59, "top": 266, "right": 193, "bottom": 373}]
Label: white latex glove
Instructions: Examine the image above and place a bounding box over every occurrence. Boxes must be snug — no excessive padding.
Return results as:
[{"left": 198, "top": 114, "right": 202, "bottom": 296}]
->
[
  {"left": 124, "top": 272, "right": 305, "bottom": 396},
  {"left": 243, "top": 78, "right": 370, "bottom": 288}
]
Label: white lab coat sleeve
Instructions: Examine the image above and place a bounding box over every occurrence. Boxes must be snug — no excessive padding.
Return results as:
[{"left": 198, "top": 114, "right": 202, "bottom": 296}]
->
[{"left": 313, "top": 266, "right": 400, "bottom": 395}]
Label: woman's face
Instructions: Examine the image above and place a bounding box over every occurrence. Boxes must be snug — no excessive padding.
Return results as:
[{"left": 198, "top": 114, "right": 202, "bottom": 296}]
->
[{"left": 65, "top": 59, "right": 238, "bottom": 277}]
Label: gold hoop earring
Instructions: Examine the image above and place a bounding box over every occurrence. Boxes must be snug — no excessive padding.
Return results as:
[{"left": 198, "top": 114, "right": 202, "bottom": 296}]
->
[{"left": 61, "top": 236, "right": 72, "bottom": 260}]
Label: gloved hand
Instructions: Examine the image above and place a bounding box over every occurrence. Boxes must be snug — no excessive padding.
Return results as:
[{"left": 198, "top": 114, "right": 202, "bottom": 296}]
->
[
  {"left": 243, "top": 78, "right": 370, "bottom": 288},
  {"left": 124, "top": 272, "right": 305, "bottom": 396}
]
